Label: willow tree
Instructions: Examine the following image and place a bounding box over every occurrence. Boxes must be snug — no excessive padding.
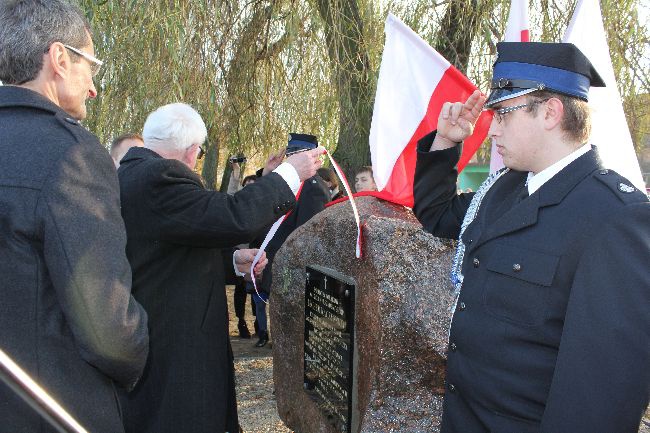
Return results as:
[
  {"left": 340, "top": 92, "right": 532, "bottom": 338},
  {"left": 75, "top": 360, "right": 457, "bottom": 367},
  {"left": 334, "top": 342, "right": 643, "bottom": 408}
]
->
[
  {"left": 80, "top": 1, "right": 225, "bottom": 145},
  {"left": 311, "top": 0, "right": 375, "bottom": 176},
  {"left": 80, "top": 0, "right": 648, "bottom": 183},
  {"left": 80, "top": 0, "right": 332, "bottom": 188},
  {"left": 434, "top": 0, "right": 497, "bottom": 72},
  {"left": 216, "top": 1, "right": 313, "bottom": 190}
]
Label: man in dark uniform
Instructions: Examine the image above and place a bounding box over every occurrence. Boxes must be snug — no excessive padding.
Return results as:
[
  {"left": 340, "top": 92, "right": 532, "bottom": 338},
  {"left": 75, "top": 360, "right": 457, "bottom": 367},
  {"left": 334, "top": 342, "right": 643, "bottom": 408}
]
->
[
  {"left": 251, "top": 133, "right": 331, "bottom": 347},
  {"left": 267, "top": 134, "right": 331, "bottom": 255},
  {"left": 413, "top": 42, "right": 649, "bottom": 433},
  {"left": 0, "top": 1, "right": 149, "bottom": 432}
]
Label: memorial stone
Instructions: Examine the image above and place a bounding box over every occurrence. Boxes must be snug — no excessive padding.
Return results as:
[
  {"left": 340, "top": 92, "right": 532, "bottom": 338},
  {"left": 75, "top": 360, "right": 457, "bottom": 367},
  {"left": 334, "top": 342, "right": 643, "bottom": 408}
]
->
[{"left": 271, "top": 196, "right": 456, "bottom": 433}]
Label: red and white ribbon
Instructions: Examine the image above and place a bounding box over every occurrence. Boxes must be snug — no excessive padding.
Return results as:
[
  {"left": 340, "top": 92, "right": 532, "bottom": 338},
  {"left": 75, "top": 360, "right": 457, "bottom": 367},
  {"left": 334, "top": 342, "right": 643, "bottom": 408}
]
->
[
  {"left": 249, "top": 147, "right": 362, "bottom": 304},
  {"left": 324, "top": 148, "right": 362, "bottom": 258}
]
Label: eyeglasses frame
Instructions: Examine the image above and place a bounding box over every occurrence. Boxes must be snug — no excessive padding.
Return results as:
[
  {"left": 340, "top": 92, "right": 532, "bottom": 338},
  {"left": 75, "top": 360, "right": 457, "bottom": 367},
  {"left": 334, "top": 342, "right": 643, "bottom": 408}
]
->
[
  {"left": 62, "top": 44, "right": 103, "bottom": 77},
  {"left": 489, "top": 98, "right": 550, "bottom": 124}
]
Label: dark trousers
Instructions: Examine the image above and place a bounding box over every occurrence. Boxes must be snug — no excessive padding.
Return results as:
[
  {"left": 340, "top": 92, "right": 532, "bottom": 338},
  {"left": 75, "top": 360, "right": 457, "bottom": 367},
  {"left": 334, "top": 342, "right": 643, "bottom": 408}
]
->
[
  {"left": 253, "top": 295, "right": 268, "bottom": 332},
  {"left": 233, "top": 278, "right": 255, "bottom": 319}
]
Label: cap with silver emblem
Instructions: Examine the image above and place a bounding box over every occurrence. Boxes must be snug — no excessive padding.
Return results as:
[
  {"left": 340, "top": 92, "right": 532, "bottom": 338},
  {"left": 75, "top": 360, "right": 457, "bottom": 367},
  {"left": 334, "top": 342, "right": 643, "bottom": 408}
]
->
[
  {"left": 286, "top": 133, "right": 318, "bottom": 156},
  {"left": 485, "top": 42, "right": 606, "bottom": 107}
]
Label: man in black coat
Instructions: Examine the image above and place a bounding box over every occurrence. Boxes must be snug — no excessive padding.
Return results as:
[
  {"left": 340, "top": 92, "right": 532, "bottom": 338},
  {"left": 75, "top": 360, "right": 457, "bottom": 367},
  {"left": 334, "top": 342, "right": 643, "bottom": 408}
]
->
[
  {"left": 0, "top": 2, "right": 149, "bottom": 432},
  {"left": 250, "top": 134, "right": 331, "bottom": 347},
  {"left": 118, "top": 103, "right": 323, "bottom": 433},
  {"left": 413, "top": 42, "right": 649, "bottom": 433}
]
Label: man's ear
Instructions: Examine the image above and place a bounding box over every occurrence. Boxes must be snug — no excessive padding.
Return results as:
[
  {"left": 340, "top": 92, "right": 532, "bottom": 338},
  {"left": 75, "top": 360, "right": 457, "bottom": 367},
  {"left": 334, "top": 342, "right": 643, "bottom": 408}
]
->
[
  {"left": 47, "top": 42, "right": 70, "bottom": 79},
  {"left": 181, "top": 143, "right": 200, "bottom": 168},
  {"left": 187, "top": 143, "right": 200, "bottom": 157},
  {"left": 543, "top": 97, "right": 564, "bottom": 131}
]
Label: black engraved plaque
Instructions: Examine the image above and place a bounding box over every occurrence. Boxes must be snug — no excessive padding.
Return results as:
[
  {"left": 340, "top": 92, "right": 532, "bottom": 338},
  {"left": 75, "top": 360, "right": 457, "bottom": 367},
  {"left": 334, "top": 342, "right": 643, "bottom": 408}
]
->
[{"left": 304, "top": 265, "right": 355, "bottom": 433}]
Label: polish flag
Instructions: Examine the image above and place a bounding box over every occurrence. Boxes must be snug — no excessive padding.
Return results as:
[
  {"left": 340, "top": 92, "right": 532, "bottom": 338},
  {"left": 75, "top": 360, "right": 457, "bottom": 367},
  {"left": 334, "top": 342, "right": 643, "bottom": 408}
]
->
[
  {"left": 489, "top": 0, "right": 530, "bottom": 173},
  {"left": 563, "top": 0, "right": 645, "bottom": 191},
  {"left": 368, "top": 14, "right": 492, "bottom": 208}
]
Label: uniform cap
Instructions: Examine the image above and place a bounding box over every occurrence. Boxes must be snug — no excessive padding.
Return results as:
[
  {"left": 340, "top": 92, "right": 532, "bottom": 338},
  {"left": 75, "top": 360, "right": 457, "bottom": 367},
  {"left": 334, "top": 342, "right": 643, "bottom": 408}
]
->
[
  {"left": 286, "top": 133, "right": 318, "bottom": 155},
  {"left": 485, "top": 42, "right": 605, "bottom": 107}
]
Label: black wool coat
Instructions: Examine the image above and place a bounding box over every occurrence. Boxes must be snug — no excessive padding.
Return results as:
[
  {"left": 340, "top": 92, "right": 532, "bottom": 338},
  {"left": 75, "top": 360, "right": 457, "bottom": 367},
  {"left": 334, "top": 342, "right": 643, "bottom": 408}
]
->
[
  {"left": 0, "top": 86, "right": 149, "bottom": 433},
  {"left": 117, "top": 147, "right": 296, "bottom": 433},
  {"left": 413, "top": 132, "right": 650, "bottom": 433},
  {"left": 256, "top": 174, "right": 330, "bottom": 294}
]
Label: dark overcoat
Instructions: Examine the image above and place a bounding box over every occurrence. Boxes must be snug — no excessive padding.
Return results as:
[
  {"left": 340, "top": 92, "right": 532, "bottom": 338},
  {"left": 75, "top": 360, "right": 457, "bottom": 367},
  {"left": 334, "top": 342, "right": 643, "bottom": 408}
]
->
[
  {"left": 117, "top": 147, "right": 296, "bottom": 433},
  {"left": 257, "top": 175, "right": 330, "bottom": 294},
  {"left": 0, "top": 86, "right": 149, "bottom": 433},
  {"left": 413, "top": 132, "right": 650, "bottom": 433}
]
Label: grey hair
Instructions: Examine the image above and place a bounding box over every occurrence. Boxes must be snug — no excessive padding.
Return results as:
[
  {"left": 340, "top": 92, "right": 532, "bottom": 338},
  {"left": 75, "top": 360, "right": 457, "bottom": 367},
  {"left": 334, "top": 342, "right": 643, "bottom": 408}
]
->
[
  {"left": 0, "top": 0, "right": 92, "bottom": 84},
  {"left": 143, "top": 103, "right": 208, "bottom": 152}
]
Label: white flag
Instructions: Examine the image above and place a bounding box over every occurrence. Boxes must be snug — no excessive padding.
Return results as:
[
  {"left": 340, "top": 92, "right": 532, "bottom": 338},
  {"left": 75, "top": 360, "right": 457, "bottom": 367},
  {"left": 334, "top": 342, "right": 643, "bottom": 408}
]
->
[
  {"left": 563, "top": 0, "right": 645, "bottom": 191},
  {"left": 489, "top": 0, "right": 530, "bottom": 173}
]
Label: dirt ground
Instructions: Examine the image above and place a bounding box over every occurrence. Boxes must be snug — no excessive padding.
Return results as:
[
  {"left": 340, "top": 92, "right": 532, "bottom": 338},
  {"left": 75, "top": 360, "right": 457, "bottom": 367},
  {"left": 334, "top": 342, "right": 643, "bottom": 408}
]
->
[{"left": 226, "top": 285, "right": 292, "bottom": 433}]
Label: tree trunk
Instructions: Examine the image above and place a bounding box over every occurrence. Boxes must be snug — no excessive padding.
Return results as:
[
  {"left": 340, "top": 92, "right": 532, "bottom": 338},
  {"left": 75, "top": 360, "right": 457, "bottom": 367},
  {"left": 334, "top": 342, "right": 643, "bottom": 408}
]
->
[
  {"left": 219, "top": 162, "right": 233, "bottom": 193},
  {"left": 435, "top": 0, "right": 489, "bottom": 73},
  {"left": 315, "top": 0, "right": 374, "bottom": 179},
  {"left": 202, "top": 139, "right": 220, "bottom": 190}
]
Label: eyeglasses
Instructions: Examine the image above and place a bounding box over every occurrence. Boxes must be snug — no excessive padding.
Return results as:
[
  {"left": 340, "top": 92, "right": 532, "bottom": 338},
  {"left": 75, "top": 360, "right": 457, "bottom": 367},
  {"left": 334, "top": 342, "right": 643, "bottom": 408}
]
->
[
  {"left": 490, "top": 99, "right": 549, "bottom": 124},
  {"left": 197, "top": 146, "right": 206, "bottom": 160},
  {"left": 63, "top": 44, "right": 103, "bottom": 77}
]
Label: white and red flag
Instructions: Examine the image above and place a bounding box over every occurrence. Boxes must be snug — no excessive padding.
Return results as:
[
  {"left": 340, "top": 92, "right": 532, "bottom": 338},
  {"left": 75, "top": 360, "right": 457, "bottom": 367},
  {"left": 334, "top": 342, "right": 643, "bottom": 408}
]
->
[
  {"left": 489, "top": 0, "right": 530, "bottom": 173},
  {"left": 368, "top": 14, "right": 492, "bottom": 208},
  {"left": 563, "top": 0, "right": 645, "bottom": 191}
]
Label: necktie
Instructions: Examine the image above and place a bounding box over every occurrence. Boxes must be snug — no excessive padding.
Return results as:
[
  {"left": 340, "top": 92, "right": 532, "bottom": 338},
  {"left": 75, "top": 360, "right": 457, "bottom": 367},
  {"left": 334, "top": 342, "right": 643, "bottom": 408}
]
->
[{"left": 516, "top": 184, "right": 529, "bottom": 203}]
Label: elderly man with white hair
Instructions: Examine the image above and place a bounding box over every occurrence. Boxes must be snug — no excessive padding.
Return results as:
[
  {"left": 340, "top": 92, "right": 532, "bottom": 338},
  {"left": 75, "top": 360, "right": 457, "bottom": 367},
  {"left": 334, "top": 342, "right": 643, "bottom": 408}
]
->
[{"left": 117, "top": 102, "right": 323, "bottom": 433}]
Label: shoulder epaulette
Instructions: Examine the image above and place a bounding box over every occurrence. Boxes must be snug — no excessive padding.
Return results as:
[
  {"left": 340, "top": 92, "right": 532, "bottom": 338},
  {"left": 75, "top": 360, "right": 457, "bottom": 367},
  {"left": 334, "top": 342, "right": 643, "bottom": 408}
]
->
[{"left": 593, "top": 169, "right": 648, "bottom": 204}]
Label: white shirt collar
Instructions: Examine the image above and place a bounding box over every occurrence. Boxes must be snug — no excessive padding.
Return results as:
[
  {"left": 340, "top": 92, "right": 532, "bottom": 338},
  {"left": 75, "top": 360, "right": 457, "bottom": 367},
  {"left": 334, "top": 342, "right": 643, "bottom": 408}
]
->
[{"left": 526, "top": 144, "right": 591, "bottom": 195}]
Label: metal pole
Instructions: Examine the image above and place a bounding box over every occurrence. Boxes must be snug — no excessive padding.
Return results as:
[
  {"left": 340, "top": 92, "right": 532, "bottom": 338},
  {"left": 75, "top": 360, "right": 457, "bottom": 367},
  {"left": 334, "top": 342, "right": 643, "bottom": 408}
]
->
[{"left": 0, "top": 348, "right": 89, "bottom": 433}]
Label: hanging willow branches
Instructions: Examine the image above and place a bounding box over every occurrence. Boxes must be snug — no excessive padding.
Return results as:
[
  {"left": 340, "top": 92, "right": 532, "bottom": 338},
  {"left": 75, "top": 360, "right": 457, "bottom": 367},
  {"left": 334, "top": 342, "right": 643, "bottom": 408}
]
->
[{"left": 80, "top": 0, "right": 649, "bottom": 183}]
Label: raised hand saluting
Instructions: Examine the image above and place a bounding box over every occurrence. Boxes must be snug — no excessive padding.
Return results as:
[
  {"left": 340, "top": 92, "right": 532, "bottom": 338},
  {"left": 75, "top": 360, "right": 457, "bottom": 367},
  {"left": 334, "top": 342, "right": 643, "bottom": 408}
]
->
[{"left": 431, "top": 90, "right": 487, "bottom": 151}]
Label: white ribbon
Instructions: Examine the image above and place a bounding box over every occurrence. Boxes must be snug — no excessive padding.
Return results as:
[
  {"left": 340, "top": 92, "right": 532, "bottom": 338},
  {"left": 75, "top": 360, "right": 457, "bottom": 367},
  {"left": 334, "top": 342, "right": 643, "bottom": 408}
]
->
[{"left": 249, "top": 147, "right": 362, "bottom": 304}]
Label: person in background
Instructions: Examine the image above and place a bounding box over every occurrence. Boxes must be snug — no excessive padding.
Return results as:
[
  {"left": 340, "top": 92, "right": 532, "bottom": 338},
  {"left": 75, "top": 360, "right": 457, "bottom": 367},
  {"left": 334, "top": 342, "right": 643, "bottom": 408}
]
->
[
  {"left": 229, "top": 169, "right": 258, "bottom": 339},
  {"left": 354, "top": 165, "right": 378, "bottom": 192},
  {"left": 242, "top": 174, "right": 257, "bottom": 186},
  {"left": 318, "top": 166, "right": 345, "bottom": 201},
  {"left": 110, "top": 132, "right": 144, "bottom": 168},
  {"left": 117, "top": 103, "right": 322, "bottom": 433},
  {"left": 0, "top": 1, "right": 149, "bottom": 432},
  {"left": 250, "top": 134, "right": 331, "bottom": 348},
  {"left": 225, "top": 156, "right": 247, "bottom": 194},
  {"left": 413, "top": 42, "right": 649, "bottom": 433}
]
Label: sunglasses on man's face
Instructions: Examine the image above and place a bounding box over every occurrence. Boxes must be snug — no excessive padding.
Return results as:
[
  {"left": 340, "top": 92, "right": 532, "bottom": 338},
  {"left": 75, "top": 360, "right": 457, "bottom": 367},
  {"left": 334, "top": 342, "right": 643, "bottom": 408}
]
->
[{"left": 197, "top": 146, "right": 206, "bottom": 160}]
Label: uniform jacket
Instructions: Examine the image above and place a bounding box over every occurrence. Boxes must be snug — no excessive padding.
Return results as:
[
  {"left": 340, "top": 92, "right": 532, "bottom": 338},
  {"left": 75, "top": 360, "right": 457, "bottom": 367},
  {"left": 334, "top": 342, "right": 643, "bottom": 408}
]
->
[
  {"left": 257, "top": 175, "right": 330, "bottom": 294},
  {"left": 0, "top": 86, "right": 149, "bottom": 433},
  {"left": 117, "top": 147, "right": 296, "bottom": 433},
  {"left": 413, "top": 132, "right": 650, "bottom": 433}
]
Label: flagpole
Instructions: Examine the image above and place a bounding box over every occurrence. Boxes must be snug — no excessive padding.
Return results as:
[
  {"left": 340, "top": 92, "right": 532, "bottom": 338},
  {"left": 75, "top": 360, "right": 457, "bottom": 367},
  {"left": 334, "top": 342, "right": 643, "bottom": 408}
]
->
[{"left": 0, "top": 348, "right": 88, "bottom": 433}]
